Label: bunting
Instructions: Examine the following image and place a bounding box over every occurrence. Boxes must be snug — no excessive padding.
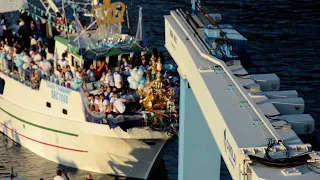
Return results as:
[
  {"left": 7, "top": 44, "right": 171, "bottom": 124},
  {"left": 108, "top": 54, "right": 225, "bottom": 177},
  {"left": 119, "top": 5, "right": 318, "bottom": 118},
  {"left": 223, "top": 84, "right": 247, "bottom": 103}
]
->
[{"left": 10, "top": 1, "right": 77, "bottom": 33}]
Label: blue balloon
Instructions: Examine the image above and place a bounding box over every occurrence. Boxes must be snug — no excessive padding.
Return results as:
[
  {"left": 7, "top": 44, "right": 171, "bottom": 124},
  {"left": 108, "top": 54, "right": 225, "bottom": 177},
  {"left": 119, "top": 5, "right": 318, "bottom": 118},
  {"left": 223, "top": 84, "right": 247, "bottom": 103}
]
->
[
  {"left": 139, "top": 77, "right": 146, "bottom": 85},
  {"left": 129, "top": 83, "right": 135, "bottom": 89},
  {"left": 164, "top": 64, "right": 173, "bottom": 70}
]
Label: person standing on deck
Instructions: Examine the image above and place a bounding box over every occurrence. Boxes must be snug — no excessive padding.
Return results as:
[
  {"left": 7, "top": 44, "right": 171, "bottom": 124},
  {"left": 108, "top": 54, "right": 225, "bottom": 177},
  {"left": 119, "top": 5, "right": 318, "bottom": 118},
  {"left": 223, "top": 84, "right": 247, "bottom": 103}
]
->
[
  {"left": 58, "top": 52, "right": 68, "bottom": 70},
  {"left": 96, "top": 60, "right": 106, "bottom": 79},
  {"left": 53, "top": 169, "right": 66, "bottom": 180}
]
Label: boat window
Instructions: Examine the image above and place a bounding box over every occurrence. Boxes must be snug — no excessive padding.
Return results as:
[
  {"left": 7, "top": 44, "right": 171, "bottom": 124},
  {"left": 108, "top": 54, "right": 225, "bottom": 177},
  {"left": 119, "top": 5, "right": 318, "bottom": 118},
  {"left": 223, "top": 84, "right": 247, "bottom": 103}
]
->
[
  {"left": 46, "top": 102, "right": 51, "bottom": 108},
  {"left": 75, "top": 59, "right": 78, "bottom": 68},
  {"left": 62, "top": 109, "right": 68, "bottom": 115},
  {"left": 0, "top": 77, "right": 5, "bottom": 94},
  {"left": 108, "top": 55, "right": 118, "bottom": 68},
  {"left": 71, "top": 56, "right": 75, "bottom": 67}
]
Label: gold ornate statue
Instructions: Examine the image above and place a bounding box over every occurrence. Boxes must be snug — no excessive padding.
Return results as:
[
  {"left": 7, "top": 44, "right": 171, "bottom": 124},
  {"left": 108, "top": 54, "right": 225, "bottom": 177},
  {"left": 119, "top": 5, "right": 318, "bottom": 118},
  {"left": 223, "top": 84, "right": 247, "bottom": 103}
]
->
[
  {"left": 92, "top": 0, "right": 126, "bottom": 25},
  {"left": 138, "top": 71, "right": 176, "bottom": 111},
  {"left": 139, "top": 91, "right": 155, "bottom": 110},
  {"left": 156, "top": 57, "right": 163, "bottom": 72},
  {"left": 153, "top": 72, "right": 163, "bottom": 89}
]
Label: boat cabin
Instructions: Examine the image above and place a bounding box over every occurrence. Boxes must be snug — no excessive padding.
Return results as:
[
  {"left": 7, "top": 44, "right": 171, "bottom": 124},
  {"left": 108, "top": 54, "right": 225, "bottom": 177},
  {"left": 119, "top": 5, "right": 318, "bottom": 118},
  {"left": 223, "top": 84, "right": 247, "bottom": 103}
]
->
[{"left": 53, "top": 31, "right": 146, "bottom": 78}]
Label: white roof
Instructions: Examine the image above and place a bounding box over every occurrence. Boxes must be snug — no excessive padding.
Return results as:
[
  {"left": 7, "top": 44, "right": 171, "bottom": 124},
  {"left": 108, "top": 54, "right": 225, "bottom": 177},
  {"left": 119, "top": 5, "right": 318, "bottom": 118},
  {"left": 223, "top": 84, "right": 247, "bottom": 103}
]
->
[{"left": 0, "top": 0, "right": 28, "bottom": 14}]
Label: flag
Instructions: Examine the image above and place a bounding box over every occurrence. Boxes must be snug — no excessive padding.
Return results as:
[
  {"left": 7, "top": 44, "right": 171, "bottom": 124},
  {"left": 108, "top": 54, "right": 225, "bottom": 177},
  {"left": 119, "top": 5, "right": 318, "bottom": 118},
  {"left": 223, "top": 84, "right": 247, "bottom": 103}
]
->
[
  {"left": 135, "top": 7, "right": 148, "bottom": 48},
  {"left": 74, "top": 13, "right": 83, "bottom": 48}
]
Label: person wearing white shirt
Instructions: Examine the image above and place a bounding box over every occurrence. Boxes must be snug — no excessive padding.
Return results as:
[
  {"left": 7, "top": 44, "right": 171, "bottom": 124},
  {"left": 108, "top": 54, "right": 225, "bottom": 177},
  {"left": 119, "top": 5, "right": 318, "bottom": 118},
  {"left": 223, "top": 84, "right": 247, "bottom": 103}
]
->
[
  {"left": 22, "top": 51, "right": 31, "bottom": 70},
  {"left": 55, "top": 64, "right": 65, "bottom": 85},
  {"left": 95, "top": 94, "right": 109, "bottom": 113},
  {"left": 108, "top": 88, "right": 119, "bottom": 113},
  {"left": 53, "top": 169, "right": 67, "bottom": 180},
  {"left": 121, "top": 89, "right": 135, "bottom": 101},
  {"left": 32, "top": 53, "right": 42, "bottom": 65},
  {"left": 86, "top": 64, "right": 96, "bottom": 82},
  {"left": 39, "top": 59, "right": 52, "bottom": 76},
  {"left": 100, "top": 71, "right": 107, "bottom": 86},
  {"left": 30, "top": 61, "right": 38, "bottom": 70},
  {"left": 113, "top": 94, "right": 127, "bottom": 114},
  {"left": 75, "top": 66, "right": 83, "bottom": 79},
  {"left": 105, "top": 69, "right": 115, "bottom": 87},
  {"left": 65, "top": 65, "right": 73, "bottom": 82},
  {"left": 114, "top": 71, "right": 123, "bottom": 89},
  {"left": 30, "top": 37, "right": 37, "bottom": 46},
  {"left": 58, "top": 53, "right": 68, "bottom": 70}
]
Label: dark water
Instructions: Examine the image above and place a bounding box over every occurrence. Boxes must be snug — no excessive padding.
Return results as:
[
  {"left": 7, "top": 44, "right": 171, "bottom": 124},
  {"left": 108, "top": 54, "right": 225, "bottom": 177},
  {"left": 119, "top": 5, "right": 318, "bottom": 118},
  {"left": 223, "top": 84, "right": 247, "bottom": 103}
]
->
[{"left": 1, "top": 0, "right": 320, "bottom": 179}]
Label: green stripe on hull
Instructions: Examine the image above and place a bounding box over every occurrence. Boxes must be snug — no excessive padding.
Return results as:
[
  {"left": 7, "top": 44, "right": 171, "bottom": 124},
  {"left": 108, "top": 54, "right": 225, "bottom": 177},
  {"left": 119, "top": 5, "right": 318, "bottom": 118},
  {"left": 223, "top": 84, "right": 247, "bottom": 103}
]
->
[{"left": 0, "top": 107, "right": 78, "bottom": 137}]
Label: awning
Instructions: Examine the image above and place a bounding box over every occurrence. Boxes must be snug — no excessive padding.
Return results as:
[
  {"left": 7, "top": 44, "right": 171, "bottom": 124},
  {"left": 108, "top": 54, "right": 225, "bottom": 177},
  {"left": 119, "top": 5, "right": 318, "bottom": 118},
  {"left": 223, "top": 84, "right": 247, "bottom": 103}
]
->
[{"left": 0, "top": 0, "right": 28, "bottom": 14}]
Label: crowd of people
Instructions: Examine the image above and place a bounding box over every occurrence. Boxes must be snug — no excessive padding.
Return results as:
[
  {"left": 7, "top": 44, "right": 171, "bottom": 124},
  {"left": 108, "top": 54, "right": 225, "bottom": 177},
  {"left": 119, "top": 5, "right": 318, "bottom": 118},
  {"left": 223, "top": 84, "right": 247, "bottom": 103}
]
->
[
  {"left": 0, "top": 12, "right": 56, "bottom": 88},
  {"left": 0, "top": 11, "right": 180, "bottom": 118},
  {"left": 82, "top": 50, "right": 180, "bottom": 117}
]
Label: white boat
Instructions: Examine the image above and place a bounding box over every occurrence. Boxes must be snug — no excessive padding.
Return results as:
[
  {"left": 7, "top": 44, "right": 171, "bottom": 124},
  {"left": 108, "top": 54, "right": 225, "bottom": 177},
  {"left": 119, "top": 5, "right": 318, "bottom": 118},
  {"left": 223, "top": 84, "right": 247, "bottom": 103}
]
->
[{"left": 0, "top": 0, "right": 176, "bottom": 179}]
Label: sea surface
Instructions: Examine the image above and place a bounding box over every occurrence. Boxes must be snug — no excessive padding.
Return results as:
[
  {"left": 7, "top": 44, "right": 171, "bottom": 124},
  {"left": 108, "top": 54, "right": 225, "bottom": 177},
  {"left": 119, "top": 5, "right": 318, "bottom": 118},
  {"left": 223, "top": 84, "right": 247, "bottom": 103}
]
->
[{"left": 1, "top": 0, "right": 320, "bottom": 179}]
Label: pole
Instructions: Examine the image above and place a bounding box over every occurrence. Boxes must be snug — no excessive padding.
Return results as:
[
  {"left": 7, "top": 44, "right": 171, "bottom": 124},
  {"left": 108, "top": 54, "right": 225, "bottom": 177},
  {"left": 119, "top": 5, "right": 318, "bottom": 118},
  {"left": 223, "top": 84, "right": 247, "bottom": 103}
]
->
[
  {"left": 126, "top": 6, "right": 130, "bottom": 35},
  {"left": 62, "top": 0, "right": 70, "bottom": 42}
]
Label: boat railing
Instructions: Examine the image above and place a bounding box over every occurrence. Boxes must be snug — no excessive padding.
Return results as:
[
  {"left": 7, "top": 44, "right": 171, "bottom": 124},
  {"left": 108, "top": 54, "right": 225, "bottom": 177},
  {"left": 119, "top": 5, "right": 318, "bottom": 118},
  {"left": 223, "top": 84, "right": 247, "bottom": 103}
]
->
[
  {"left": 79, "top": 87, "right": 106, "bottom": 124},
  {"left": 0, "top": 57, "right": 87, "bottom": 91}
]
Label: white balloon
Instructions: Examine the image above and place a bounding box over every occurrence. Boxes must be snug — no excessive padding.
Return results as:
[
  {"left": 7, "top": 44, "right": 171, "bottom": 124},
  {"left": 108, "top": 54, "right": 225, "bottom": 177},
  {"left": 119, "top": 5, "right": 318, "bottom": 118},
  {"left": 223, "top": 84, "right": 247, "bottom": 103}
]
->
[
  {"left": 135, "top": 74, "right": 142, "bottom": 82},
  {"left": 127, "top": 76, "right": 132, "bottom": 83},
  {"left": 131, "top": 81, "right": 138, "bottom": 89},
  {"left": 137, "top": 70, "right": 144, "bottom": 76},
  {"left": 138, "top": 84, "right": 145, "bottom": 90},
  {"left": 131, "top": 70, "right": 137, "bottom": 77}
]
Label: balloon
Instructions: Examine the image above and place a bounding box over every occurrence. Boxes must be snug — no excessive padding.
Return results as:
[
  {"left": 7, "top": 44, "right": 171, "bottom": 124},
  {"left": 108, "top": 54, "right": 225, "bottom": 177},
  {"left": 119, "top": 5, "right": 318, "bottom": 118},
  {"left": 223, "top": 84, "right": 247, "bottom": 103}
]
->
[
  {"left": 127, "top": 76, "right": 132, "bottom": 83},
  {"left": 137, "top": 69, "right": 144, "bottom": 76},
  {"left": 139, "top": 77, "right": 146, "bottom": 85},
  {"left": 130, "top": 78, "right": 136, "bottom": 84},
  {"left": 131, "top": 81, "right": 138, "bottom": 89},
  {"left": 129, "top": 83, "right": 134, "bottom": 89},
  {"left": 138, "top": 84, "right": 145, "bottom": 90},
  {"left": 7, "top": 55, "right": 12, "bottom": 61},
  {"left": 130, "top": 69, "right": 137, "bottom": 77},
  {"left": 164, "top": 64, "right": 174, "bottom": 70},
  {"left": 135, "top": 74, "right": 142, "bottom": 82}
]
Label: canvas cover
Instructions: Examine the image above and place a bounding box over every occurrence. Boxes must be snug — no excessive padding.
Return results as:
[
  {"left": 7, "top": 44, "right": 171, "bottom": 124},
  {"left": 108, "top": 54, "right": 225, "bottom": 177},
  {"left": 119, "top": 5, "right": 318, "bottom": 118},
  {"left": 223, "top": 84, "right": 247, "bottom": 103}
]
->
[{"left": 0, "top": 0, "right": 28, "bottom": 14}]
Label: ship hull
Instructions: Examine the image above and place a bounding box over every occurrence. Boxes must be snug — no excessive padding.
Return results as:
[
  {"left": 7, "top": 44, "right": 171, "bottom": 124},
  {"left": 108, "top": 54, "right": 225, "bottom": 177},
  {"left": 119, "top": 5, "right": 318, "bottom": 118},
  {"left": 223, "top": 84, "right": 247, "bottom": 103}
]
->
[{"left": 0, "top": 97, "right": 168, "bottom": 179}]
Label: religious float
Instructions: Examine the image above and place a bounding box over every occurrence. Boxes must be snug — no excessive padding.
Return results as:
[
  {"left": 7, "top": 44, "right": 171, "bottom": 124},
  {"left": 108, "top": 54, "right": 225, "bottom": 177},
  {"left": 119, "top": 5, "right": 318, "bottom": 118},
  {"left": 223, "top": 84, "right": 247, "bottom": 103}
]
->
[{"left": 0, "top": 0, "right": 178, "bottom": 179}]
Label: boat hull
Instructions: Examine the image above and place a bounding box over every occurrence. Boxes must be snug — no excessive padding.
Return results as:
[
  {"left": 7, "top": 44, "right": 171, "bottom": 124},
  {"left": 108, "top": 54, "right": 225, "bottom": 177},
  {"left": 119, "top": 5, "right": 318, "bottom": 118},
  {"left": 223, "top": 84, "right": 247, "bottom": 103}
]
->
[{"left": 0, "top": 97, "right": 168, "bottom": 179}]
